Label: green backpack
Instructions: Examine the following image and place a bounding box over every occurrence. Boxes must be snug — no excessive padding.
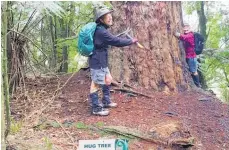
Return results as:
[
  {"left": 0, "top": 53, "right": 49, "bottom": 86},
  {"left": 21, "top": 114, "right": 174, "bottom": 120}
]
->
[{"left": 77, "top": 22, "right": 97, "bottom": 56}]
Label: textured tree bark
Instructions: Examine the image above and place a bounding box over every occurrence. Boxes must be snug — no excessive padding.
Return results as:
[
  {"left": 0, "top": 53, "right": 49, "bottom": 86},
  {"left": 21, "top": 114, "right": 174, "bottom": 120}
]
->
[
  {"left": 50, "top": 16, "right": 57, "bottom": 69},
  {"left": 197, "top": 1, "right": 208, "bottom": 89},
  {"left": 59, "top": 19, "right": 68, "bottom": 73},
  {"left": 109, "top": 1, "right": 189, "bottom": 92},
  {"left": 2, "top": 3, "right": 7, "bottom": 149},
  {"left": 62, "top": 23, "right": 69, "bottom": 72},
  {"left": 197, "top": 2, "right": 207, "bottom": 40},
  {"left": 2, "top": 1, "right": 11, "bottom": 142}
]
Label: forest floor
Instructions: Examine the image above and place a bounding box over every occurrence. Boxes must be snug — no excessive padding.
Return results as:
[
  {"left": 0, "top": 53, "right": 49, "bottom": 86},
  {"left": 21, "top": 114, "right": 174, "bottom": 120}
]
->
[{"left": 7, "top": 69, "right": 229, "bottom": 150}]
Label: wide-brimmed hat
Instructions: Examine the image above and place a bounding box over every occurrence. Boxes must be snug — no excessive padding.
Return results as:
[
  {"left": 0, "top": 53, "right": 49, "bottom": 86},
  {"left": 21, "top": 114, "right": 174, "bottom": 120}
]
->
[
  {"left": 95, "top": 7, "right": 113, "bottom": 22},
  {"left": 183, "top": 22, "right": 190, "bottom": 31}
]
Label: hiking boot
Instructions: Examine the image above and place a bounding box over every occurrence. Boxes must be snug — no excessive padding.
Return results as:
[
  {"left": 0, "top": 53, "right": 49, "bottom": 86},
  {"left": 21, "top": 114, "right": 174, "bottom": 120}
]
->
[
  {"left": 196, "top": 84, "right": 202, "bottom": 88},
  {"left": 103, "top": 102, "right": 118, "bottom": 108},
  {"left": 92, "top": 106, "right": 109, "bottom": 116},
  {"left": 89, "top": 103, "right": 106, "bottom": 108},
  {"left": 101, "top": 85, "right": 118, "bottom": 108},
  {"left": 191, "top": 74, "right": 201, "bottom": 88},
  {"left": 90, "top": 91, "right": 108, "bottom": 115}
]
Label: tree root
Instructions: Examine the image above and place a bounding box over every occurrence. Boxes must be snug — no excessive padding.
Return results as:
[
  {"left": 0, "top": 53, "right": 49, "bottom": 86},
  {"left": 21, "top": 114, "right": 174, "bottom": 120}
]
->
[{"left": 111, "top": 80, "right": 153, "bottom": 98}]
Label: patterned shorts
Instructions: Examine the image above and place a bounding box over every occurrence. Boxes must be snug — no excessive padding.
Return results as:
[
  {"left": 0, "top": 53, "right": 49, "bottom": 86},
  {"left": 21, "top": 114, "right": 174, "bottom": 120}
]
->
[{"left": 90, "top": 67, "right": 110, "bottom": 85}]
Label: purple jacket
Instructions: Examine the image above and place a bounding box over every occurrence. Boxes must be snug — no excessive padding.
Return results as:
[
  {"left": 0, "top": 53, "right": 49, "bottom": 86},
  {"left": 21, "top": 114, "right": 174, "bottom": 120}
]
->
[{"left": 179, "top": 32, "right": 196, "bottom": 58}]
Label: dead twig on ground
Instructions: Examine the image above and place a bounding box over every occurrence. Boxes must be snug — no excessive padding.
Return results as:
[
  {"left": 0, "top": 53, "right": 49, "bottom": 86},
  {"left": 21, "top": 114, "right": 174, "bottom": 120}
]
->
[
  {"left": 112, "top": 80, "right": 137, "bottom": 90},
  {"left": 55, "top": 119, "right": 78, "bottom": 150},
  {"left": 113, "top": 88, "right": 154, "bottom": 99},
  {"left": 111, "top": 80, "right": 152, "bottom": 98},
  {"left": 24, "top": 71, "right": 77, "bottom": 122}
]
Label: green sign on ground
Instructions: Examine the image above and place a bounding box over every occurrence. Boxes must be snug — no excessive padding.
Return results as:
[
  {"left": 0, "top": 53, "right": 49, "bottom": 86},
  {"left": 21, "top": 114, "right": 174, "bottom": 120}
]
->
[{"left": 79, "top": 139, "right": 128, "bottom": 150}]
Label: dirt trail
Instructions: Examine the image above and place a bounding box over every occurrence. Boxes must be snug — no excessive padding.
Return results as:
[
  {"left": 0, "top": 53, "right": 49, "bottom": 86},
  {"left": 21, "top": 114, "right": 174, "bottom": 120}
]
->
[{"left": 9, "top": 70, "right": 229, "bottom": 150}]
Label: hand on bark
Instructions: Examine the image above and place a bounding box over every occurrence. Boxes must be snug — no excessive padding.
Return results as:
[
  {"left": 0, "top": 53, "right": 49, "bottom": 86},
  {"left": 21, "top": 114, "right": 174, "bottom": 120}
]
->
[
  {"left": 132, "top": 38, "right": 138, "bottom": 44},
  {"left": 174, "top": 31, "right": 180, "bottom": 38}
]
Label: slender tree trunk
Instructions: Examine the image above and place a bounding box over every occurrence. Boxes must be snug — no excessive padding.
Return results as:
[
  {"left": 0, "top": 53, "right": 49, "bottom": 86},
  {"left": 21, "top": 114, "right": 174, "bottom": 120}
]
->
[
  {"left": 7, "top": 2, "right": 13, "bottom": 84},
  {"left": 59, "top": 19, "right": 68, "bottom": 73},
  {"left": 50, "top": 16, "right": 57, "bottom": 69},
  {"left": 54, "top": 15, "right": 57, "bottom": 69},
  {"left": 1, "top": 83, "right": 6, "bottom": 150},
  {"left": 41, "top": 19, "right": 46, "bottom": 68},
  {"left": 197, "top": 1, "right": 207, "bottom": 40},
  {"left": 2, "top": 1, "right": 11, "bottom": 141},
  {"left": 197, "top": 1, "right": 208, "bottom": 89},
  {"left": 62, "top": 23, "right": 68, "bottom": 72},
  {"left": 109, "top": 1, "right": 189, "bottom": 92}
]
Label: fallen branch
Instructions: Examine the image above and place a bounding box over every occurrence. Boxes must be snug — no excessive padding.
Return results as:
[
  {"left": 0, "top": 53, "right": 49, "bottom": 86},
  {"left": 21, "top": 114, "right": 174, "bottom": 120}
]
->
[
  {"left": 100, "top": 126, "right": 194, "bottom": 147},
  {"left": 100, "top": 126, "right": 165, "bottom": 145},
  {"left": 111, "top": 80, "right": 137, "bottom": 90},
  {"left": 111, "top": 80, "right": 120, "bottom": 87},
  {"left": 120, "top": 82, "right": 136, "bottom": 89},
  {"left": 113, "top": 88, "right": 154, "bottom": 99},
  {"left": 168, "top": 137, "right": 195, "bottom": 147}
]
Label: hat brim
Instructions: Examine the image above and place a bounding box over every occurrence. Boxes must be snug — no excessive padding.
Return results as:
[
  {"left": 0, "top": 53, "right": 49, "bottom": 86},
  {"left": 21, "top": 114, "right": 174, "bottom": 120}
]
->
[
  {"left": 183, "top": 26, "right": 190, "bottom": 31},
  {"left": 96, "top": 10, "right": 114, "bottom": 23}
]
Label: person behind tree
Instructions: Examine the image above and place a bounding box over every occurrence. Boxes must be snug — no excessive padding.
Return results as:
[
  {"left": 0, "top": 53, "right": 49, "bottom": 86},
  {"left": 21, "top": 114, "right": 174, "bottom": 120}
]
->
[
  {"left": 89, "top": 7, "right": 138, "bottom": 116},
  {"left": 174, "top": 22, "right": 201, "bottom": 88}
]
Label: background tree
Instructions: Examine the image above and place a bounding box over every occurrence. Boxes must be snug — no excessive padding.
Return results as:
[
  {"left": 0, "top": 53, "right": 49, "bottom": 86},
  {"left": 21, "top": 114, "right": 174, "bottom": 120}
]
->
[
  {"left": 1, "top": 1, "right": 11, "bottom": 146},
  {"left": 183, "top": 1, "right": 229, "bottom": 102},
  {"left": 5, "top": 1, "right": 65, "bottom": 92}
]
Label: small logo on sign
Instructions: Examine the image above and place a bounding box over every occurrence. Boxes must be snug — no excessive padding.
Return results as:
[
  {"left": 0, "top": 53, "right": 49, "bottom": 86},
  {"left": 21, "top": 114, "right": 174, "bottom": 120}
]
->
[{"left": 115, "top": 139, "right": 128, "bottom": 150}]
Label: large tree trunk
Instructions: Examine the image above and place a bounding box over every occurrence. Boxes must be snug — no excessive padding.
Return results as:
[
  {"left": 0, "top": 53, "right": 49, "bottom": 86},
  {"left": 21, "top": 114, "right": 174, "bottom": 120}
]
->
[{"left": 109, "top": 1, "right": 189, "bottom": 92}]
